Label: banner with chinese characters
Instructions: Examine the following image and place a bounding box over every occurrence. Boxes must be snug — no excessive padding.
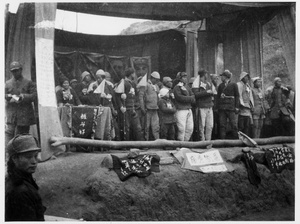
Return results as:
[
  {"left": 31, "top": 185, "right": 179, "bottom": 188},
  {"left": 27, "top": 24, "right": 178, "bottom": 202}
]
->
[
  {"left": 35, "top": 2, "right": 66, "bottom": 161},
  {"left": 264, "top": 146, "right": 295, "bottom": 173},
  {"left": 71, "top": 107, "right": 98, "bottom": 139},
  {"left": 172, "top": 148, "right": 234, "bottom": 173}
]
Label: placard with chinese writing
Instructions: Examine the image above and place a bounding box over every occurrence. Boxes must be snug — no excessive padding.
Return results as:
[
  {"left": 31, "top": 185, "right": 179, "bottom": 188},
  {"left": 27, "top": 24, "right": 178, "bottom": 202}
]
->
[{"left": 71, "top": 107, "right": 98, "bottom": 139}]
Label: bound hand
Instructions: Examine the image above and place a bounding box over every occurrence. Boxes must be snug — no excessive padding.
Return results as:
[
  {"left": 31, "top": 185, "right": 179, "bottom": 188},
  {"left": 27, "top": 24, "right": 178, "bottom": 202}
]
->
[{"left": 120, "top": 106, "right": 126, "bottom": 113}]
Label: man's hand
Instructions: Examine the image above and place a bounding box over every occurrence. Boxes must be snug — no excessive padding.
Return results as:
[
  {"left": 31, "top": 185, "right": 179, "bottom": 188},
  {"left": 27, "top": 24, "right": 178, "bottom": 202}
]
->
[
  {"left": 235, "top": 107, "right": 240, "bottom": 114},
  {"left": 207, "top": 90, "right": 213, "bottom": 94},
  {"left": 120, "top": 106, "right": 126, "bottom": 113}
]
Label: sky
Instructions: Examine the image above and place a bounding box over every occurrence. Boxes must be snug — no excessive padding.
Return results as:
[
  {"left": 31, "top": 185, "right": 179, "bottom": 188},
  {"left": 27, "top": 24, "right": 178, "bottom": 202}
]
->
[{"left": 8, "top": 2, "right": 149, "bottom": 35}]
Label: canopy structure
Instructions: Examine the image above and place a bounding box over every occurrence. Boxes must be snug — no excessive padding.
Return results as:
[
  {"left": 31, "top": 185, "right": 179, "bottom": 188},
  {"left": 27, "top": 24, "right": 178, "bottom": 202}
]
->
[
  {"left": 4, "top": 2, "right": 295, "bottom": 160},
  {"left": 57, "top": 2, "right": 289, "bottom": 22}
]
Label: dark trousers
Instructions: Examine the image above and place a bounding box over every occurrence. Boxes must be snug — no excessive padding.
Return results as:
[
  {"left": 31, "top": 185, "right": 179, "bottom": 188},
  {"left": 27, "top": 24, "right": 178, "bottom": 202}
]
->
[
  {"left": 219, "top": 110, "right": 238, "bottom": 139},
  {"left": 160, "top": 123, "right": 176, "bottom": 140},
  {"left": 238, "top": 115, "right": 251, "bottom": 137},
  {"left": 120, "top": 109, "right": 144, "bottom": 141}
]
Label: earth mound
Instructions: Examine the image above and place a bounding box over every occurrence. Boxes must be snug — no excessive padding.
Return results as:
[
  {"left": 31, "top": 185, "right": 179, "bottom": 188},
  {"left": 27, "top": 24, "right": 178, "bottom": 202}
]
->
[{"left": 36, "top": 145, "right": 295, "bottom": 221}]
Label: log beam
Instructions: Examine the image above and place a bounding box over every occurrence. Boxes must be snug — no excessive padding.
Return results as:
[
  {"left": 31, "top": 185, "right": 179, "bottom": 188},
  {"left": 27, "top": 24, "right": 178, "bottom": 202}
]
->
[{"left": 50, "top": 136, "right": 295, "bottom": 149}]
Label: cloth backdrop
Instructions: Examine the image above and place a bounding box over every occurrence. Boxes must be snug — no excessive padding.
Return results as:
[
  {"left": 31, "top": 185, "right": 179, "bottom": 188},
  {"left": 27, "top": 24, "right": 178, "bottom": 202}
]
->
[{"left": 54, "top": 28, "right": 186, "bottom": 82}]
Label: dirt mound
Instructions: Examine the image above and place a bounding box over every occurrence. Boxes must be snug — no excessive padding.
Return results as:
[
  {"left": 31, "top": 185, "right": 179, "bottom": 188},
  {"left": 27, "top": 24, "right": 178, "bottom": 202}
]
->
[{"left": 35, "top": 145, "right": 294, "bottom": 221}]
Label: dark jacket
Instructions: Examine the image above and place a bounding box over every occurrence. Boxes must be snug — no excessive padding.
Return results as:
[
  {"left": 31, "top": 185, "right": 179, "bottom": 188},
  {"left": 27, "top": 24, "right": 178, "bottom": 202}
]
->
[
  {"left": 173, "top": 84, "right": 195, "bottom": 110},
  {"left": 192, "top": 80, "right": 214, "bottom": 108},
  {"left": 88, "top": 81, "right": 117, "bottom": 108},
  {"left": 116, "top": 78, "right": 140, "bottom": 110},
  {"left": 5, "top": 76, "right": 37, "bottom": 126},
  {"left": 158, "top": 97, "right": 176, "bottom": 124},
  {"left": 5, "top": 169, "right": 46, "bottom": 221},
  {"left": 56, "top": 88, "right": 81, "bottom": 106},
  {"left": 217, "top": 81, "right": 239, "bottom": 111},
  {"left": 74, "top": 82, "right": 91, "bottom": 105}
]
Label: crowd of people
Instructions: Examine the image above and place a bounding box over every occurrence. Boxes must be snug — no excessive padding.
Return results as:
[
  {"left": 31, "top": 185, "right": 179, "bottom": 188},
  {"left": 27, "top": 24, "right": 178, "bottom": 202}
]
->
[
  {"left": 53, "top": 66, "right": 295, "bottom": 142},
  {"left": 5, "top": 60, "right": 295, "bottom": 147}
]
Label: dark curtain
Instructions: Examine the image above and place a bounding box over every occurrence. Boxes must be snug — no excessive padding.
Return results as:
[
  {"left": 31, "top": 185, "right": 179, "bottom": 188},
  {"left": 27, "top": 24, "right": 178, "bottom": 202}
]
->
[
  {"left": 54, "top": 29, "right": 186, "bottom": 81},
  {"left": 5, "top": 3, "right": 35, "bottom": 81},
  {"left": 276, "top": 6, "right": 295, "bottom": 86}
]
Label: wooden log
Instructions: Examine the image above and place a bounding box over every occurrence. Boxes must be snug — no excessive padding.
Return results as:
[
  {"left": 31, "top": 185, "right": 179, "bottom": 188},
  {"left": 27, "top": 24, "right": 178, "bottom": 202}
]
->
[{"left": 50, "top": 136, "right": 295, "bottom": 149}]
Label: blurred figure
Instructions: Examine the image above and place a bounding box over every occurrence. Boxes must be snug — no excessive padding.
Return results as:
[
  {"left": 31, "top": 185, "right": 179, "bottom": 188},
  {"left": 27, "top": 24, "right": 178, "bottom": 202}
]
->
[
  {"left": 5, "top": 134, "right": 45, "bottom": 221},
  {"left": 210, "top": 74, "right": 219, "bottom": 139},
  {"left": 69, "top": 79, "right": 78, "bottom": 90},
  {"left": 267, "top": 77, "right": 294, "bottom": 136},
  {"left": 158, "top": 88, "right": 176, "bottom": 140},
  {"left": 237, "top": 72, "right": 253, "bottom": 137},
  {"left": 217, "top": 70, "right": 239, "bottom": 139},
  {"left": 173, "top": 72, "right": 195, "bottom": 141},
  {"left": 139, "top": 72, "right": 161, "bottom": 140},
  {"left": 251, "top": 77, "right": 269, "bottom": 138},
  {"left": 56, "top": 76, "right": 81, "bottom": 107},
  {"left": 75, "top": 71, "right": 93, "bottom": 105},
  {"left": 116, "top": 68, "right": 144, "bottom": 141},
  {"left": 5, "top": 61, "right": 37, "bottom": 147},
  {"left": 192, "top": 69, "right": 214, "bottom": 141}
]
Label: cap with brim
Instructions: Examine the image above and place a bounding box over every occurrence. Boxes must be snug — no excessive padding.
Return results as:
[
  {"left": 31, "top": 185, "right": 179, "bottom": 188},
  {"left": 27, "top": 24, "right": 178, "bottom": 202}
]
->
[
  {"left": 151, "top": 71, "right": 160, "bottom": 79},
  {"left": 158, "top": 88, "right": 169, "bottom": 98},
  {"left": 81, "top": 71, "right": 91, "bottom": 81},
  {"left": 70, "top": 79, "right": 77, "bottom": 85},
  {"left": 252, "top": 77, "right": 261, "bottom": 83},
  {"left": 274, "top": 77, "right": 281, "bottom": 83},
  {"left": 162, "top": 76, "right": 172, "bottom": 84},
  {"left": 10, "top": 61, "right": 22, "bottom": 71},
  {"left": 7, "top": 134, "right": 41, "bottom": 158}
]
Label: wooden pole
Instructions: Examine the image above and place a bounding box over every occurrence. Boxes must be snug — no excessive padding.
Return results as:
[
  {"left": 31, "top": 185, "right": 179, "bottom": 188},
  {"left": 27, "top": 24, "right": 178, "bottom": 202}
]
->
[{"left": 50, "top": 136, "right": 295, "bottom": 149}]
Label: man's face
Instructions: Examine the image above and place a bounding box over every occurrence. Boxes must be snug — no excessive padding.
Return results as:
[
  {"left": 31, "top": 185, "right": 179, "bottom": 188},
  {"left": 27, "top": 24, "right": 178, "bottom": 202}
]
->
[
  {"left": 275, "top": 80, "right": 282, "bottom": 88},
  {"left": 220, "top": 75, "right": 226, "bottom": 82},
  {"left": 135, "top": 64, "right": 148, "bottom": 78},
  {"left": 70, "top": 82, "right": 78, "bottom": 89},
  {"left": 112, "top": 61, "right": 124, "bottom": 77},
  {"left": 254, "top": 80, "right": 262, "bottom": 88},
  {"left": 11, "top": 69, "right": 22, "bottom": 80},
  {"left": 242, "top": 75, "right": 250, "bottom": 84},
  {"left": 62, "top": 80, "right": 70, "bottom": 90},
  {"left": 151, "top": 77, "right": 159, "bottom": 85},
  {"left": 105, "top": 73, "right": 112, "bottom": 82},
  {"left": 211, "top": 76, "right": 219, "bottom": 85},
  {"left": 13, "top": 151, "right": 39, "bottom": 174},
  {"left": 84, "top": 74, "right": 92, "bottom": 83}
]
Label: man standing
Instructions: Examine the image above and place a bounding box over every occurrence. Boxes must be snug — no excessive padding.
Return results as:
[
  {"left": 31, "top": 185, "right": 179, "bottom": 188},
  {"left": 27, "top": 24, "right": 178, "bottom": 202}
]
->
[
  {"left": 192, "top": 69, "right": 214, "bottom": 141},
  {"left": 237, "top": 71, "right": 254, "bottom": 136},
  {"left": 267, "top": 77, "right": 294, "bottom": 136},
  {"left": 210, "top": 74, "right": 219, "bottom": 139},
  {"left": 116, "top": 68, "right": 144, "bottom": 141},
  {"left": 217, "top": 70, "right": 240, "bottom": 139},
  {"left": 139, "top": 72, "right": 161, "bottom": 140},
  {"left": 5, "top": 134, "right": 46, "bottom": 221},
  {"left": 173, "top": 72, "right": 195, "bottom": 141},
  {"left": 5, "top": 61, "right": 37, "bottom": 147}
]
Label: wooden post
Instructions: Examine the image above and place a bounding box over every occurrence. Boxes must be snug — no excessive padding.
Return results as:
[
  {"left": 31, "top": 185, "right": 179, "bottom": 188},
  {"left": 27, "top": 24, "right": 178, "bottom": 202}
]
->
[
  {"left": 50, "top": 136, "right": 295, "bottom": 149},
  {"left": 35, "top": 3, "right": 65, "bottom": 161}
]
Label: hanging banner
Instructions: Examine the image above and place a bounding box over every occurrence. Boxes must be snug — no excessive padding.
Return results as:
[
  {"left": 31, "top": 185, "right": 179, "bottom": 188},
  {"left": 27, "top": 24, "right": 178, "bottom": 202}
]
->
[
  {"left": 36, "top": 38, "right": 57, "bottom": 107},
  {"left": 35, "top": 2, "right": 65, "bottom": 160}
]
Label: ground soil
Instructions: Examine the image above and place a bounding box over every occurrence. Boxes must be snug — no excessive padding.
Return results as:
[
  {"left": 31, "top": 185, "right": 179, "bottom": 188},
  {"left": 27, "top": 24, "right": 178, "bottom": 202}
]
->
[{"left": 35, "top": 144, "right": 295, "bottom": 221}]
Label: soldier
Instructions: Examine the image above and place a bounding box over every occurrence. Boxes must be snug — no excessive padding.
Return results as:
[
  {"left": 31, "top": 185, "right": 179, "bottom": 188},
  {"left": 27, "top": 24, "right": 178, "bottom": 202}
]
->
[
  {"left": 5, "top": 134, "right": 46, "bottom": 221},
  {"left": 5, "top": 61, "right": 37, "bottom": 147}
]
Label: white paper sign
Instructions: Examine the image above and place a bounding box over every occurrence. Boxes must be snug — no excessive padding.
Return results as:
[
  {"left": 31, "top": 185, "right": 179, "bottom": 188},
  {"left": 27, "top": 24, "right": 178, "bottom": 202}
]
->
[
  {"left": 199, "top": 164, "right": 228, "bottom": 173},
  {"left": 36, "top": 38, "right": 57, "bottom": 107},
  {"left": 186, "top": 150, "right": 224, "bottom": 166}
]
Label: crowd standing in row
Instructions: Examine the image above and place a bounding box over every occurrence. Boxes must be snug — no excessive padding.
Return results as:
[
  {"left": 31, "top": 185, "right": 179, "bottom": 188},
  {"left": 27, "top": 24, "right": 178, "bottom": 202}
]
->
[
  {"left": 5, "top": 61, "right": 295, "bottom": 148},
  {"left": 54, "top": 67, "right": 296, "bottom": 142}
]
